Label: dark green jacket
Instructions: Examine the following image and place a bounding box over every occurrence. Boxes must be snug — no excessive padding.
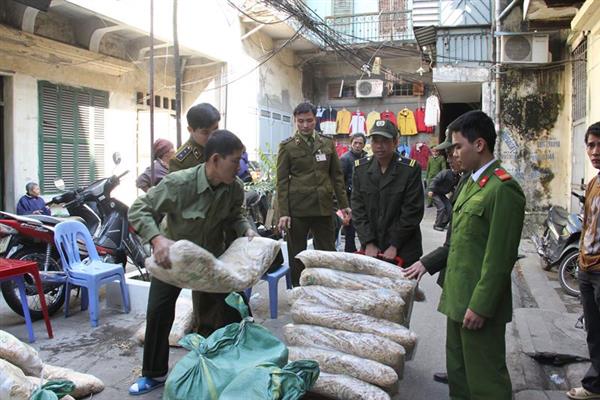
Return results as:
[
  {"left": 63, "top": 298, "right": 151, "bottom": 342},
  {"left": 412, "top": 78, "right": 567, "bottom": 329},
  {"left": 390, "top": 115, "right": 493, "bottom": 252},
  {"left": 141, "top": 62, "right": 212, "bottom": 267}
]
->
[
  {"left": 351, "top": 154, "right": 424, "bottom": 265},
  {"left": 438, "top": 161, "right": 525, "bottom": 323},
  {"left": 128, "top": 164, "right": 251, "bottom": 257},
  {"left": 169, "top": 138, "right": 204, "bottom": 172},
  {"left": 425, "top": 155, "right": 446, "bottom": 182},
  {"left": 276, "top": 132, "right": 349, "bottom": 217}
]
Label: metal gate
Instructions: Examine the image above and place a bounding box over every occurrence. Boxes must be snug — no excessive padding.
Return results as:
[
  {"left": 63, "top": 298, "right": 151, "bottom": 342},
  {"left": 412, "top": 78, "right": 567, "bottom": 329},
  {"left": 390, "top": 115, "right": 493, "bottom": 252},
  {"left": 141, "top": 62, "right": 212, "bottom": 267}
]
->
[{"left": 571, "top": 39, "right": 587, "bottom": 211}]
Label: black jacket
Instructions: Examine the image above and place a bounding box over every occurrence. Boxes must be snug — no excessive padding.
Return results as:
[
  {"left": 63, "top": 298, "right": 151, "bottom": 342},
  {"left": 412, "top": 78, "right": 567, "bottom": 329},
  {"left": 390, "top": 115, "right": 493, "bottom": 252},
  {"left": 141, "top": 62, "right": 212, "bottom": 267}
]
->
[
  {"left": 429, "top": 169, "right": 459, "bottom": 196},
  {"left": 351, "top": 155, "right": 424, "bottom": 265},
  {"left": 340, "top": 149, "right": 367, "bottom": 193}
]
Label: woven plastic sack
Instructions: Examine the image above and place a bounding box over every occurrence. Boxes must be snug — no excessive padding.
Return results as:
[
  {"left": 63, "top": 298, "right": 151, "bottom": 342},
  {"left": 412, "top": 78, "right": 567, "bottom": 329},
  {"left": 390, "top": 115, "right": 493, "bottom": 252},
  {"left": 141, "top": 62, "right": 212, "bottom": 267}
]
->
[
  {"left": 219, "top": 360, "right": 319, "bottom": 400},
  {"left": 310, "top": 372, "right": 391, "bottom": 400},
  {"left": 283, "top": 324, "right": 404, "bottom": 372},
  {"left": 0, "top": 359, "right": 34, "bottom": 400},
  {"left": 164, "top": 293, "right": 289, "bottom": 400},
  {"left": 288, "top": 346, "right": 397, "bottom": 388},
  {"left": 295, "top": 250, "right": 406, "bottom": 279},
  {"left": 288, "top": 286, "right": 405, "bottom": 324},
  {"left": 146, "top": 237, "right": 280, "bottom": 292},
  {"left": 291, "top": 300, "right": 417, "bottom": 359},
  {"left": 42, "top": 364, "right": 104, "bottom": 398},
  {"left": 0, "top": 330, "right": 43, "bottom": 376},
  {"left": 135, "top": 295, "right": 193, "bottom": 347}
]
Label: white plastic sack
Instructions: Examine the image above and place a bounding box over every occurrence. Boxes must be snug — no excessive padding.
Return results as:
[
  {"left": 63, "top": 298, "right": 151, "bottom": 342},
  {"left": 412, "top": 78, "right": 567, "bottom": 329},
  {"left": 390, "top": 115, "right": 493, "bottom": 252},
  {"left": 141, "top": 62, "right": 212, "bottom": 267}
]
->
[
  {"left": 310, "top": 372, "right": 391, "bottom": 400},
  {"left": 0, "top": 359, "right": 34, "bottom": 400},
  {"left": 145, "top": 237, "right": 280, "bottom": 292},
  {"left": 288, "top": 346, "right": 397, "bottom": 388},
  {"left": 135, "top": 296, "right": 193, "bottom": 347},
  {"left": 283, "top": 324, "right": 405, "bottom": 372},
  {"left": 0, "top": 330, "right": 43, "bottom": 376},
  {"left": 295, "top": 250, "right": 407, "bottom": 279},
  {"left": 288, "top": 286, "right": 405, "bottom": 324},
  {"left": 291, "top": 301, "right": 417, "bottom": 358},
  {"left": 43, "top": 364, "right": 104, "bottom": 398}
]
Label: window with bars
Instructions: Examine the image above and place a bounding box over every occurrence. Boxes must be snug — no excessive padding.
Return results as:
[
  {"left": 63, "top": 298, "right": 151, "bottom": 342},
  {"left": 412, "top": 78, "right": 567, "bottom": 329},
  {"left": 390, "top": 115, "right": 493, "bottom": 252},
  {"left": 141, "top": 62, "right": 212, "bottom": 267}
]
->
[
  {"left": 389, "top": 82, "right": 414, "bottom": 96},
  {"left": 572, "top": 40, "right": 587, "bottom": 122},
  {"left": 38, "top": 81, "right": 108, "bottom": 192}
]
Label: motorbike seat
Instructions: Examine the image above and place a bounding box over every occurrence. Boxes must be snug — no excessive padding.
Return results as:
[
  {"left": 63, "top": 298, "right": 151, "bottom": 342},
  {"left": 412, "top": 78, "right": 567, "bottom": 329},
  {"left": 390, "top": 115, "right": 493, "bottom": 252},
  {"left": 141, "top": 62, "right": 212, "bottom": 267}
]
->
[
  {"left": 26, "top": 215, "right": 86, "bottom": 226},
  {"left": 549, "top": 207, "right": 569, "bottom": 227}
]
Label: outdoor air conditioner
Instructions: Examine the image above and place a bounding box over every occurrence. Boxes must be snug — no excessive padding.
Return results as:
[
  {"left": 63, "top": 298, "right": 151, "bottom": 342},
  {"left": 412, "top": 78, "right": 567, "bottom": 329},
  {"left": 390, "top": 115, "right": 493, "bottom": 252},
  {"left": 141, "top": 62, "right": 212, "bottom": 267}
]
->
[
  {"left": 501, "top": 33, "right": 550, "bottom": 64},
  {"left": 355, "top": 79, "right": 384, "bottom": 98}
]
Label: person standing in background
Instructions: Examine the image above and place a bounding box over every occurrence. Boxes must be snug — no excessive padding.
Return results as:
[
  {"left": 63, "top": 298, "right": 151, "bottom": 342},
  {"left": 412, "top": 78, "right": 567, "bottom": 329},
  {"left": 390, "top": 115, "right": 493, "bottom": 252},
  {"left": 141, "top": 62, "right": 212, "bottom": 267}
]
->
[
  {"left": 136, "top": 139, "right": 175, "bottom": 192},
  {"left": 425, "top": 147, "right": 447, "bottom": 207}
]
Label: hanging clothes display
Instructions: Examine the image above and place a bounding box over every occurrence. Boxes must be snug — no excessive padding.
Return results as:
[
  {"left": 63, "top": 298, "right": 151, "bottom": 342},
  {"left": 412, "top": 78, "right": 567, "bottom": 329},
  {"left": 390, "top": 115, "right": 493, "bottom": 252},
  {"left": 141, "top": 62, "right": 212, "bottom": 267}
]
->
[
  {"left": 315, "top": 106, "right": 325, "bottom": 132},
  {"left": 320, "top": 107, "right": 338, "bottom": 136},
  {"left": 415, "top": 107, "right": 433, "bottom": 133},
  {"left": 397, "top": 143, "right": 411, "bottom": 158},
  {"left": 336, "top": 108, "right": 352, "bottom": 134},
  {"left": 410, "top": 142, "right": 431, "bottom": 171},
  {"left": 397, "top": 108, "right": 418, "bottom": 136},
  {"left": 335, "top": 142, "right": 349, "bottom": 158},
  {"left": 365, "top": 111, "right": 380, "bottom": 134},
  {"left": 349, "top": 110, "right": 367, "bottom": 134},
  {"left": 380, "top": 110, "right": 397, "bottom": 127},
  {"left": 424, "top": 95, "right": 440, "bottom": 128}
]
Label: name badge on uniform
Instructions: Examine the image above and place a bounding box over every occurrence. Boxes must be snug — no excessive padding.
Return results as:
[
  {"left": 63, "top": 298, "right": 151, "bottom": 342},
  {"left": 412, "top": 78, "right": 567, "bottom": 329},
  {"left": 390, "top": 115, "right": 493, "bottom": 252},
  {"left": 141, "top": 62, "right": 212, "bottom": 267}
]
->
[{"left": 316, "top": 153, "right": 327, "bottom": 162}]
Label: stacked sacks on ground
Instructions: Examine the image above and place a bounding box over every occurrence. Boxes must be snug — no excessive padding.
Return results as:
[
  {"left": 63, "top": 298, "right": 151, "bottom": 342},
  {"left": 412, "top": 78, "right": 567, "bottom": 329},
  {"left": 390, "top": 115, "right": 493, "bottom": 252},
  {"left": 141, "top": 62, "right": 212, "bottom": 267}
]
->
[{"left": 285, "top": 250, "right": 420, "bottom": 400}]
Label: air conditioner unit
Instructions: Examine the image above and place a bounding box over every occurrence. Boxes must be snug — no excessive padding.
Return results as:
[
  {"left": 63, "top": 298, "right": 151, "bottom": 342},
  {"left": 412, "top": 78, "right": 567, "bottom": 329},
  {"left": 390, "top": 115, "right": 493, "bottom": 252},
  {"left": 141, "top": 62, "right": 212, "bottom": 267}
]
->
[
  {"left": 355, "top": 79, "right": 384, "bottom": 98},
  {"left": 501, "top": 33, "right": 550, "bottom": 64}
]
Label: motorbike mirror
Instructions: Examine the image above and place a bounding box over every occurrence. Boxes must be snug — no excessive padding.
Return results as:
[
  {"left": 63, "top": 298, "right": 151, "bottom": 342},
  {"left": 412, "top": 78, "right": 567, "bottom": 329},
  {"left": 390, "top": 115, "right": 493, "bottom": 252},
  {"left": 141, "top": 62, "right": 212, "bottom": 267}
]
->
[
  {"left": 112, "top": 152, "right": 122, "bottom": 166},
  {"left": 54, "top": 178, "right": 66, "bottom": 191}
]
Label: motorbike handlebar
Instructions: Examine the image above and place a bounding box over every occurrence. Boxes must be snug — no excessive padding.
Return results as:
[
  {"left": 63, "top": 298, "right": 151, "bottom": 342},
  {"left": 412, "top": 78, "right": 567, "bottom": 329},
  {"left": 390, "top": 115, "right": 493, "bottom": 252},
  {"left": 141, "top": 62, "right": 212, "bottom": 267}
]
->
[
  {"left": 117, "top": 170, "right": 129, "bottom": 180},
  {"left": 571, "top": 191, "right": 585, "bottom": 203}
]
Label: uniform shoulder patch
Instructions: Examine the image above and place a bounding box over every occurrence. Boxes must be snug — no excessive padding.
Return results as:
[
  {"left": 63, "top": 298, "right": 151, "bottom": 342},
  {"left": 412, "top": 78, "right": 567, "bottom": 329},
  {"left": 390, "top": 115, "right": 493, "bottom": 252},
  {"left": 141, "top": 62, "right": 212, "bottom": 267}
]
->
[
  {"left": 281, "top": 137, "right": 294, "bottom": 145},
  {"left": 355, "top": 156, "right": 371, "bottom": 167},
  {"left": 494, "top": 168, "right": 512, "bottom": 182},
  {"left": 398, "top": 156, "right": 417, "bottom": 168},
  {"left": 317, "top": 132, "right": 332, "bottom": 141},
  {"left": 192, "top": 147, "right": 202, "bottom": 160},
  {"left": 479, "top": 175, "right": 490, "bottom": 188},
  {"left": 175, "top": 146, "right": 192, "bottom": 162}
]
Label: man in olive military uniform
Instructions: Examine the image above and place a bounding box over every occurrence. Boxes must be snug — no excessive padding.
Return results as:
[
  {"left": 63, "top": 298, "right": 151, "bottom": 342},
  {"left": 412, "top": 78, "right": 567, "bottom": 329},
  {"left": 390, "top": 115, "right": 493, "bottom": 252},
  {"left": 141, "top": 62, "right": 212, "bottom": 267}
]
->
[
  {"left": 169, "top": 103, "right": 220, "bottom": 171},
  {"left": 128, "top": 130, "right": 256, "bottom": 395},
  {"left": 425, "top": 147, "right": 447, "bottom": 207},
  {"left": 276, "top": 102, "right": 350, "bottom": 286},
  {"left": 438, "top": 111, "right": 525, "bottom": 400},
  {"left": 352, "top": 119, "right": 424, "bottom": 265}
]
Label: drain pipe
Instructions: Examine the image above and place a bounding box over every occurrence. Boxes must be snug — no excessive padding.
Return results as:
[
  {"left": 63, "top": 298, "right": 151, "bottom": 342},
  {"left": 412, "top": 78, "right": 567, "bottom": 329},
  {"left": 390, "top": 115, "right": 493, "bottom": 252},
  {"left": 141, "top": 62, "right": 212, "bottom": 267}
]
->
[{"left": 494, "top": 0, "right": 502, "bottom": 157}]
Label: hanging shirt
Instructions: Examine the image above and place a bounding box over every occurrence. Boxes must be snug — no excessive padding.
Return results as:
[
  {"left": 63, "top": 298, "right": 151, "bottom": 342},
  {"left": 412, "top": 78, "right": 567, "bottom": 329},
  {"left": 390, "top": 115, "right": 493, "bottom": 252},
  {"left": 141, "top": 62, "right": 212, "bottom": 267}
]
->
[
  {"left": 415, "top": 107, "right": 433, "bottom": 133},
  {"left": 365, "top": 111, "right": 381, "bottom": 134},
  {"left": 424, "top": 95, "right": 440, "bottom": 127},
  {"left": 349, "top": 111, "right": 367, "bottom": 134},
  {"left": 320, "top": 108, "right": 338, "bottom": 136},
  {"left": 315, "top": 107, "right": 325, "bottom": 132},
  {"left": 410, "top": 142, "right": 431, "bottom": 171},
  {"left": 336, "top": 109, "right": 352, "bottom": 134},
  {"left": 397, "top": 109, "right": 418, "bottom": 136},
  {"left": 380, "top": 111, "right": 397, "bottom": 127}
]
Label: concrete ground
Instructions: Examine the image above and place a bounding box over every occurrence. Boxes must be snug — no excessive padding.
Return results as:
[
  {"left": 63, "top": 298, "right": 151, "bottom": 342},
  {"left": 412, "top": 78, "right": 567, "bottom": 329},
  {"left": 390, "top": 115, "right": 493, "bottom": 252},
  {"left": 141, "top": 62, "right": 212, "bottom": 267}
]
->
[{"left": 0, "top": 206, "right": 587, "bottom": 399}]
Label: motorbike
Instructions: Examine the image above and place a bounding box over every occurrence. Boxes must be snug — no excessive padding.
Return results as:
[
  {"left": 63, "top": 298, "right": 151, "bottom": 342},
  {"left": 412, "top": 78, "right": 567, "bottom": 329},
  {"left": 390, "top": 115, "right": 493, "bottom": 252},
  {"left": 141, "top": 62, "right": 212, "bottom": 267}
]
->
[
  {"left": 531, "top": 191, "right": 584, "bottom": 297},
  {"left": 0, "top": 154, "right": 149, "bottom": 319}
]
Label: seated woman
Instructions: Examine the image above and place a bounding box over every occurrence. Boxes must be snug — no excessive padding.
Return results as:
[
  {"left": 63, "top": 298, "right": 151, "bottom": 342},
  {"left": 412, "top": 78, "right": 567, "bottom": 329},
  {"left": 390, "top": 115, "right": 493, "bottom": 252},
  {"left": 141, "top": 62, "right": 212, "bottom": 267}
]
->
[{"left": 16, "top": 182, "right": 50, "bottom": 215}]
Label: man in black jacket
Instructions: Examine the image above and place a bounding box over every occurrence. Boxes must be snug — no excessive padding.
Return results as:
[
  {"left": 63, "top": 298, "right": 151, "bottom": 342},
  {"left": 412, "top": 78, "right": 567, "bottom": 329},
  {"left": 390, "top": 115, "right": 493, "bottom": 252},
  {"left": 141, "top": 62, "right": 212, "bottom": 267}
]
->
[
  {"left": 428, "top": 154, "right": 458, "bottom": 231},
  {"left": 339, "top": 133, "right": 367, "bottom": 252}
]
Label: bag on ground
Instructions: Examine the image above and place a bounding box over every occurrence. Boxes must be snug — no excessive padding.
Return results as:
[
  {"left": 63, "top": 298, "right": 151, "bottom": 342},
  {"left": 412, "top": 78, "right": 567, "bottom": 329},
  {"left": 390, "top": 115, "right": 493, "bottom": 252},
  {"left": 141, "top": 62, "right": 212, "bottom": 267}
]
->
[
  {"left": 310, "top": 372, "right": 391, "bottom": 400},
  {"left": 135, "top": 295, "right": 193, "bottom": 347},
  {"left": 0, "top": 330, "right": 43, "bottom": 376},
  {"left": 145, "top": 237, "right": 280, "bottom": 292},
  {"left": 0, "top": 359, "right": 34, "bottom": 400},
  {"left": 42, "top": 364, "right": 104, "bottom": 398}
]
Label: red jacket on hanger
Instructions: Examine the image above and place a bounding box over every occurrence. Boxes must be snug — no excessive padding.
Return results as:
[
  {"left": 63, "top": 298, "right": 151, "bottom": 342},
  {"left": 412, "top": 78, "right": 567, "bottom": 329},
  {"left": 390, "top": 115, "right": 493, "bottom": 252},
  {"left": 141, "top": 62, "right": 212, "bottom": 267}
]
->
[
  {"left": 410, "top": 142, "right": 431, "bottom": 170},
  {"left": 380, "top": 111, "right": 397, "bottom": 127},
  {"left": 415, "top": 107, "right": 433, "bottom": 133}
]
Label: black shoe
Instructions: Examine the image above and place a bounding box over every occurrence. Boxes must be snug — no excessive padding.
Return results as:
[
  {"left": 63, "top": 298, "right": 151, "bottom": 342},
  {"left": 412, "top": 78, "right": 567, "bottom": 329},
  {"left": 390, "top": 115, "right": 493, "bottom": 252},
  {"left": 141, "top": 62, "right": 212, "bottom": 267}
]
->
[
  {"left": 433, "top": 372, "right": 448, "bottom": 384},
  {"left": 433, "top": 225, "right": 444, "bottom": 231},
  {"left": 426, "top": 204, "right": 434, "bottom": 208}
]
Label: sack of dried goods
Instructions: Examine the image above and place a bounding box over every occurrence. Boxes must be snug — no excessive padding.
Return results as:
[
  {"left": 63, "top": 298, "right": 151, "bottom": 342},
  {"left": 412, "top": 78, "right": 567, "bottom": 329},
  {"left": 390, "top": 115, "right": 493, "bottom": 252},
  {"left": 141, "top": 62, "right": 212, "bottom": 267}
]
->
[
  {"left": 42, "top": 364, "right": 104, "bottom": 398},
  {"left": 0, "top": 330, "right": 43, "bottom": 376},
  {"left": 0, "top": 359, "right": 34, "bottom": 400},
  {"left": 135, "top": 296, "right": 193, "bottom": 347},
  {"left": 310, "top": 372, "right": 391, "bottom": 400}
]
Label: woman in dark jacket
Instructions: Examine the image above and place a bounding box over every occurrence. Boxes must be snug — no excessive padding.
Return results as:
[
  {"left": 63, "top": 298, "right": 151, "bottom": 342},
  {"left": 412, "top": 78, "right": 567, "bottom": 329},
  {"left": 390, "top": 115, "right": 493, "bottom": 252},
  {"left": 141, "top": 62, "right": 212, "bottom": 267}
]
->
[{"left": 136, "top": 139, "right": 175, "bottom": 192}]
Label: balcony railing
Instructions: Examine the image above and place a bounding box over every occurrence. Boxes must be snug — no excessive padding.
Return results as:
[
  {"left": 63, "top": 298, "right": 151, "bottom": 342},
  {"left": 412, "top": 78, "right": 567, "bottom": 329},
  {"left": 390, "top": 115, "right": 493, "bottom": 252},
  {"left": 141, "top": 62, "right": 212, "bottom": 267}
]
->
[
  {"left": 324, "top": 11, "right": 414, "bottom": 44},
  {"left": 436, "top": 28, "right": 493, "bottom": 66}
]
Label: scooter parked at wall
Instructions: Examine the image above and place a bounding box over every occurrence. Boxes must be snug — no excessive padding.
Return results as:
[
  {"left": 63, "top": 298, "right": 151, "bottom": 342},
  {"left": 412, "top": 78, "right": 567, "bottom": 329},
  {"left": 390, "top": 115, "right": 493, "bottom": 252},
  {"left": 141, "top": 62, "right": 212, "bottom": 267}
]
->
[
  {"left": 531, "top": 191, "right": 584, "bottom": 297},
  {"left": 0, "top": 154, "right": 149, "bottom": 319}
]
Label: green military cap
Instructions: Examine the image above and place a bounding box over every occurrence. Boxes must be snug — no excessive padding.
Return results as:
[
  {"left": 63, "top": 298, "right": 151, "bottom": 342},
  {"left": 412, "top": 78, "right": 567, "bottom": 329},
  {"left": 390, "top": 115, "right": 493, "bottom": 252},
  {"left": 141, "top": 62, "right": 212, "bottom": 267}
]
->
[
  {"left": 434, "top": 139, "right": 454, "bottom": 151},
  {"left": 369, "top": 120, "right": 398, "bottom": 139}
]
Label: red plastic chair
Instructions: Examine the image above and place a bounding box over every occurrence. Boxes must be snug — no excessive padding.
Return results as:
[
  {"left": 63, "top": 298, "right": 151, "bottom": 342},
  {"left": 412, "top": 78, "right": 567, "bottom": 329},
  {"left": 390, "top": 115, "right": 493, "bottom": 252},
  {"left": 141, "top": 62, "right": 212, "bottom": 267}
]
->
[{"left": 0, "top": 258, "right": 54, "bottom": 342}]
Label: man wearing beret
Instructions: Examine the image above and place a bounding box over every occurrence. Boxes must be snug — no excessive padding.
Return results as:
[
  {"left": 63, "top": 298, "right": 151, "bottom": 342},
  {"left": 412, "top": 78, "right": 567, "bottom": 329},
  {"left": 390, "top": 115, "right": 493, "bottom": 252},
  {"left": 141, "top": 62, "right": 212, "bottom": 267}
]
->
[
  {"left": 352, "top": 119, "right": 424, "bottom": 265},
  {"left": 136, "top": 139, "right": 175, "bottom": 192}
]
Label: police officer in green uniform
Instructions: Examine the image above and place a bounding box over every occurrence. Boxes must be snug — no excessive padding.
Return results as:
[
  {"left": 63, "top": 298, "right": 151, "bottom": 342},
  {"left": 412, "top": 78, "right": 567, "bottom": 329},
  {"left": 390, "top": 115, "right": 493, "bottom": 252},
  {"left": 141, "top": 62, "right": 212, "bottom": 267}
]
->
[
  {"left": 351, "top": 119, "right": 424, "bottom": 265},
  {"left": 169, "top": 103, "right": 220, "bottom": 171},
  {"left": 128, "top": 130, "right": 256, "bottom": 395},
  {"left": 276, "top": 102, "right": 350, "bottom": 286},
  {"left": 425, "top": 146, "right": 447, "bottom": 207},
  {"left": 438, "top": 111, "right": 525, "bottom": 400}
]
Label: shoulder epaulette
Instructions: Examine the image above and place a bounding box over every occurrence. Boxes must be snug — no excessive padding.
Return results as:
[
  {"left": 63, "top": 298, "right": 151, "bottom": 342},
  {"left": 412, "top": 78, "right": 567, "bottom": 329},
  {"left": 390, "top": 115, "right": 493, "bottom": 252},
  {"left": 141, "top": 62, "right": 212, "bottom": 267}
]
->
[
  {"left": 355, "top": 156, "right": 371, "bottom": 167},
  {"left": 398, "top": 156, "right": 417, "bottom": 168},
  {"left": 494, "top": 168, "right": 512, "bottom": 182},
  {"left": 317, "top": 132, "right": 332, "bottom": 140},
  {"left": 192, "top": 147, "right": 202, "bottom": 160},
  {"left": 175, "top": 146, "right": 192, "bottom": 162},
  {"left": 479, "top": 175, "right": 490, "bottom": 188},
  {"left": 281, "top": 137, "right": 294, "bottom": 145}
]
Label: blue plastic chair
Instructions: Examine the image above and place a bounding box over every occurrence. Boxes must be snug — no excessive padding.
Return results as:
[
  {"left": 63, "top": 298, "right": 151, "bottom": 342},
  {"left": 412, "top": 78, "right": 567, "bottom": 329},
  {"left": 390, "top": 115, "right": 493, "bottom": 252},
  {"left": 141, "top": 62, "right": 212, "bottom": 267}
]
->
[
  {"left": 53, "top": 220, "right": 130, "bottom": 327},
  {"left": 244, "top": 263, "right": 292, "bottom": 319}
]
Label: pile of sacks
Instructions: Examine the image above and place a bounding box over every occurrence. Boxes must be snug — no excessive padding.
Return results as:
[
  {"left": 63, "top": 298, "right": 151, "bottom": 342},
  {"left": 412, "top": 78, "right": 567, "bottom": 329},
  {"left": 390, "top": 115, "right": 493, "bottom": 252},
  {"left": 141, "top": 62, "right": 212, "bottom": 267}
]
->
[
  {"left": 0, "top": 330, "right": 104, "bottom": 400},
  {"left": 284, "top": 250, "right": 420, "bottom": 400}
]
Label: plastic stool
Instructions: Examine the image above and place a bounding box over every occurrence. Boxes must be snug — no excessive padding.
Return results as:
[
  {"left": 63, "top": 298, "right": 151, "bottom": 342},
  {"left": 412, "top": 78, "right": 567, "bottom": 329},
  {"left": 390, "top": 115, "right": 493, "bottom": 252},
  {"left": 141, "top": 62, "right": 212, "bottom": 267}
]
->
[{"left": 244, "top": 264, "right": 292, "bottom": 319}]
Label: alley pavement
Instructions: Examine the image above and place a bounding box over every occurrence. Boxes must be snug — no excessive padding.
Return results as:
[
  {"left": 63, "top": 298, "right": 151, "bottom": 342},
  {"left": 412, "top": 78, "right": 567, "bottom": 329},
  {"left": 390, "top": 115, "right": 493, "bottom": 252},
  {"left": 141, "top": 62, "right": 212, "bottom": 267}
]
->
[{"left": 0, "top": 207, "right": 588, "bottom": 399}]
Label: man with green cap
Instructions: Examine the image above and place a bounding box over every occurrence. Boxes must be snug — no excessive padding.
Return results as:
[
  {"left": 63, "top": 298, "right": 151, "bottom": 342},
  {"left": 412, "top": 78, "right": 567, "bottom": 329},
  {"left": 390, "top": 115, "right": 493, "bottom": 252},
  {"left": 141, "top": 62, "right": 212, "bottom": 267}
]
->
[
  {"left": 425, "top": 146, "right": 447, "bottom": 207},
  {"left": 352, "top": 119, "right": 424, "bottom": 265}
]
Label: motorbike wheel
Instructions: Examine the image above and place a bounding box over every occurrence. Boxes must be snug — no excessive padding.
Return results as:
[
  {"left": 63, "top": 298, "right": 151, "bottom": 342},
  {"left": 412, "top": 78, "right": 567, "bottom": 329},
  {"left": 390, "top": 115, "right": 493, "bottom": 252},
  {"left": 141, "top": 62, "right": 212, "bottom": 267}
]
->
[
  {"left": 558, "top": 249, "right": 581, "bottom": 297},
  {"left": 0, "top": 247, "right": 66, "bottom": 320}
]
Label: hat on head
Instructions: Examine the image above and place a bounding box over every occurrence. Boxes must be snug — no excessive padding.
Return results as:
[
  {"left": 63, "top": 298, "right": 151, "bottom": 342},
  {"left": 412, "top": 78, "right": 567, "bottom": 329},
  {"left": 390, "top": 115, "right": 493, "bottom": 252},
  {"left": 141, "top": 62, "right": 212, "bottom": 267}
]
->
[
  {"left": 369, "top": 120, "right": 398, "bottom": 139},
  {"left": 153, "top": 138, "right": 174, "bottom": 159},
  {"left": 434, "top": 139, "right": 454, "bottom": 151}
]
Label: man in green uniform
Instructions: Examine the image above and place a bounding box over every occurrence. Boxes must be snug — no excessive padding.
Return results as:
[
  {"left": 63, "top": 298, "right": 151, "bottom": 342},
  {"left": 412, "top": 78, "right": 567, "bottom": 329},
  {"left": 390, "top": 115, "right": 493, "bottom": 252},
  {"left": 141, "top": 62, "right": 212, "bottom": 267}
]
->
[
  {"left": 425, "top": 147, "right": 447, "bottom": 207},
  {"left": 169, "top": 103, "right": 220, "bottom": 171},
  {"left": 276, "top": 102, "right": 350, "bottom": 286},
  {"left": 128, "top": 130, "right": 256, "bottom": 395},
  {"left": 352, "top": 119, "right": 424, "bottom": 265},
  {"left": 438, "top": 110, "right": 525, "bottom": 400}
]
